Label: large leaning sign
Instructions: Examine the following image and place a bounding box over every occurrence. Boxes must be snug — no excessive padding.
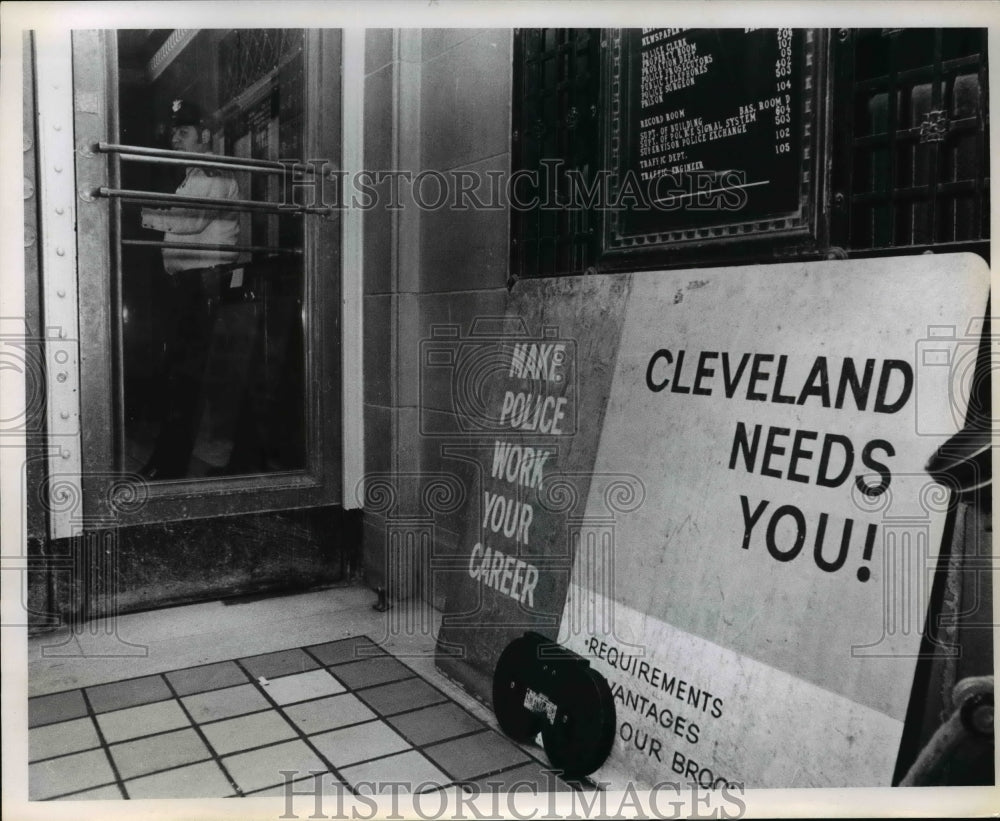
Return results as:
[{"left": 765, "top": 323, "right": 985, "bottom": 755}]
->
[
  {"left": 555, "top": 254, "right": 990, "bottom": 788},
  {"left": 434, "top": 254, "right": 989, "bottom": 789}
]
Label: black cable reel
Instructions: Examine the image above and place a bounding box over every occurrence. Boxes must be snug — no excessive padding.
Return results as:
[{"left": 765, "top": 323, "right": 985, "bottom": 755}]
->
[{"left": 492, "top": 632, "right": 616, "bottom": 778}]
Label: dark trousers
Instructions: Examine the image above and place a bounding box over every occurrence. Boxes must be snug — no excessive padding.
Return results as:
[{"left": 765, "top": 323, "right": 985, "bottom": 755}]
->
[{"left": 145, "top": 268, "right": 220, "bottom": 478}]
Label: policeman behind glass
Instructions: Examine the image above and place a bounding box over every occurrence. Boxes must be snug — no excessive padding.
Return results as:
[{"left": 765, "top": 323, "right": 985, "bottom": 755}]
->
[{"left": 139, "top": 99, "right": 240, "bottom": 479}]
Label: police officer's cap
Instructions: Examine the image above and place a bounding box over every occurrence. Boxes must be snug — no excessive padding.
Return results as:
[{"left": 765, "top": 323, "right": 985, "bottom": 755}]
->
[{"left": 170, "top": 98, "right": 204, "bottom": 129}]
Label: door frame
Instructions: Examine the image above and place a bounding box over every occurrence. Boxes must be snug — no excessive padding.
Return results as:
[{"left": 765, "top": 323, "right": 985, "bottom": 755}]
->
[{"left": 63, "top": 28, "right": 344, "bottom": 529}]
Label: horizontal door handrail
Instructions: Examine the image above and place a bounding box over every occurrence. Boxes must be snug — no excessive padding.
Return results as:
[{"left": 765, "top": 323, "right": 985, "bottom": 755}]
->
[
  {"left": 98, "top": 186, "right": 331, "bottom": 216},
  {"left": 117, "top": 152, "right": 314, "bottom": 178},
  {"left": 97, "top": 142, "right": 320, "bottom": 175},
  {"left": 122, "top": 239, "right": 303, "bottom": 256}
]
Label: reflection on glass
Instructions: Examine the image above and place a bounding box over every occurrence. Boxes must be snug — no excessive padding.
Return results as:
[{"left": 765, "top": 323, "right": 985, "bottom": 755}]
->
[{"left": 116, "top": 30, "right": 307, "bottom": 480}]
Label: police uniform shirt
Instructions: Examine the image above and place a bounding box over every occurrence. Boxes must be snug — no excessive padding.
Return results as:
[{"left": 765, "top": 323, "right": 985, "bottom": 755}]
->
[{"left": 142, "top": 167, "right": 240, "bottom": 274}]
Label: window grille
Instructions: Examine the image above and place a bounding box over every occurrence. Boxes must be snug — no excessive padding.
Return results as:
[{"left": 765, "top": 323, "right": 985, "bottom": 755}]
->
[
  {"left": 835, "top": 28, "right": 989, "bottom": 253},
  {"left": 511, "top": 28, "right": 990, "bottom": 274},
  {"left": 219, "top": 29, "right": 304, "bottom": 103},
  {"left": 511, "top": 29, "right": 603, "bottom": 279}
]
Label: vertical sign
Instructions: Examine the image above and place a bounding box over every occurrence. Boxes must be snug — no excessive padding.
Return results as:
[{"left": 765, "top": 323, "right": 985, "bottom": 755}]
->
[{"left": 432, "top": 278, "right": 630, "bottom": 698}]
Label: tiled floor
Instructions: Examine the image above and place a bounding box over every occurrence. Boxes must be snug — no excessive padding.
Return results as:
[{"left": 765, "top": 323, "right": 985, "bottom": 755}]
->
[{"left": 27, "top": 589, "right": 579, "bottom": 801}]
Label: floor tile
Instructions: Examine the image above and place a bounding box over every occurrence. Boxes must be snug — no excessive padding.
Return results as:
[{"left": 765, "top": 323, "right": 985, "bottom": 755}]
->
[
  {"left": 240, "top": 648, "right": 319, "bottom": 680},
  {"left": 86, "top": 675, "right": 173, "bottom": 714},
  {"left": 166, "top": 661, "right": 248, "bottom": 696},
  {"left": 330, "top": 657, "right": 414, "bottom": 690},
  {"left": 96, "top": 699, "right": 190, "bottom": 743},
  {"left": 28, "top": 601, "right": 500, "bottom": 803},
  {"left": 28, "top": 689, "right": 88, "bottom": 729},
  {"left": 355, "top": 677, "right": 447, "bottom": 716},
  {"left": 29, "top": 748, "right": 117, "bottom": 800},
  {"left": 341, "top": 750, "right": 450, "bottom": 793},
  {"left": 386, "top": 702, "right": 485, "bottom": 746},
  {"left": 306, "top": 636, "right": 386, "bottom": 667},
  {"left": 423, "top": 730, "right": 531, "bottom": 781},
  {"left": 182, "top": 683, "right": 271, "bottom": 723},
  {"left": 240, "top": 773, "right": 344, "bottom": 797},
  {"left": 223, "top": 739, "right": 329, "bottom": 794},
  {"left": 124, "top": 760, "right": 234, "bottom": 798},
  {"left": 29, "top": 716, "right": 100, "bottom": 762},
  {"left": 465, "top": 762, "right": 572, "bottom": 792},
  {"left": 109, "top": 727, "right": 211, "bottom": 780},
  {"left": 283, "top": 693, "right": 377, "bottom": 735},
  {"left": 263, "top": 669, "right": 346, "bottom": 705},
  {"left": 201, "top": 710, "right": 297, "bottom": 756},
  {"left": 310, "top": 719, "right": 410, "bottom": 768},
  {"left": 54, "top": 784, "right": 124, "bottom": 800}
]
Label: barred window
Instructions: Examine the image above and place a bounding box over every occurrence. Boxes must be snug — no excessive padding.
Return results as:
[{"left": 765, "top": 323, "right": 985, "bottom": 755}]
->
[
  {"left": 833, "top": 28, "right": 989, "bottom": 254},
  {"left": 511, "top": 28, "right": 990, "bottom": 276},
  {"left": 510, "top": 29, "right": 603, "bottom": 279}
]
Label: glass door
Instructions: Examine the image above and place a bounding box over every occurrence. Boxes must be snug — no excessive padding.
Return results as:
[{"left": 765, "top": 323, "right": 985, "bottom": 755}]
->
[{"left": 72, "top": 29, "right": 342, "bottom": 523}]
